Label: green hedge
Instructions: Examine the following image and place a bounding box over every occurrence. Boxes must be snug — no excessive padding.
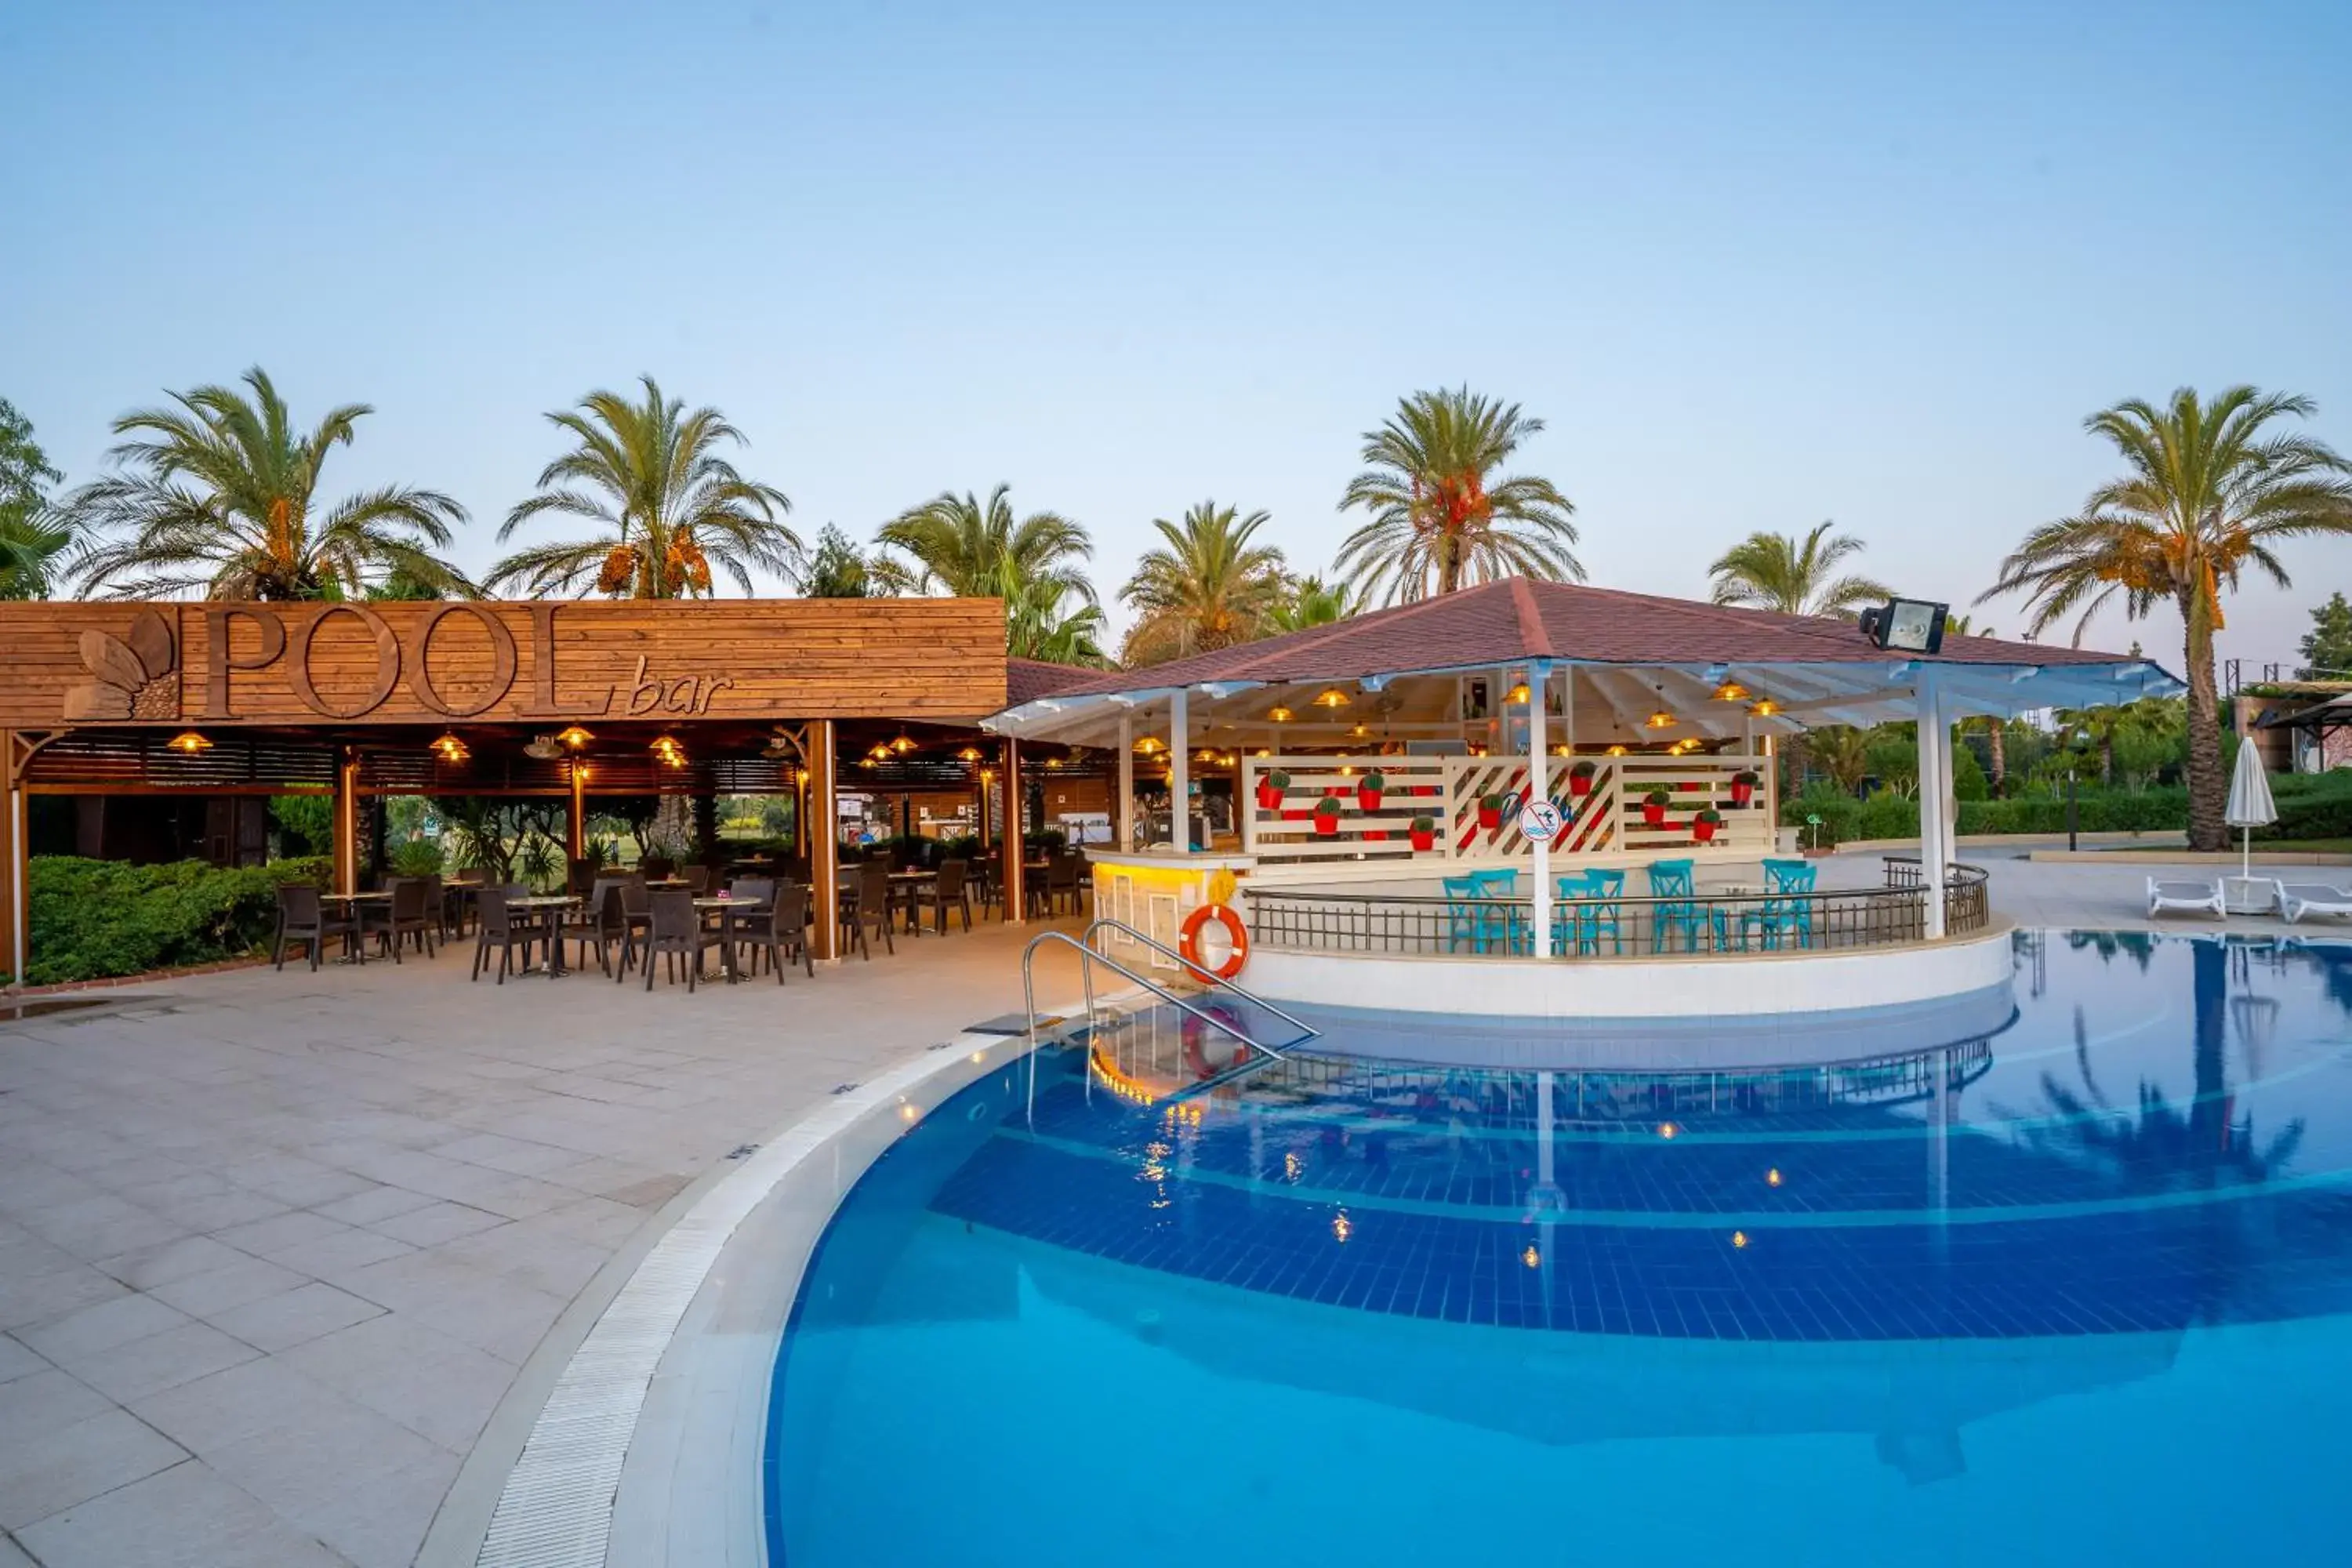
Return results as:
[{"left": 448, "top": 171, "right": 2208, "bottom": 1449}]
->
[
  {"left": 1780, "top": 770, "right": 2352, "bottom": 847},
  {"left": 20, "top": 856, "right": 333, "bottom": 986}
]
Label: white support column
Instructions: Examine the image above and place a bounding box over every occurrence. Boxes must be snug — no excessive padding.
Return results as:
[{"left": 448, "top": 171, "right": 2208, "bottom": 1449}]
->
[
  {"left": 1916, "top": 669, "right": 1949, "bottom": 938},
  {"left": 1529, "top": 660, "right": 1552, "bottom": 957},
  {"left": 1116, "top": 713, "right": 1135, "bottom": 851},
  {"left": 1168, "top": 689, "right": 1190, "bottom": 854}
]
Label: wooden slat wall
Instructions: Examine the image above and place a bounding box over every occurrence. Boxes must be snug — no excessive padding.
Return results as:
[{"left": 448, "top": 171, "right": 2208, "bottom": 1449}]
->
[{"left": 0, "top": 599, "right": 1009, "bottom": 728}]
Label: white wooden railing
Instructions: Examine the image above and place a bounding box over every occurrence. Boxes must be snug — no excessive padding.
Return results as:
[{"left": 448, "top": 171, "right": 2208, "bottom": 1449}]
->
[{"left": 1240, "top": 753, "right": 1777, "bottom": 865}]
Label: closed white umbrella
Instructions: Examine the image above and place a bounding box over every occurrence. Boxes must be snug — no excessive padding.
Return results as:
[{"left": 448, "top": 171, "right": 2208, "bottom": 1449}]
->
[{"left": 2224, "top": 739, "right": 2278, "bottom": 882}]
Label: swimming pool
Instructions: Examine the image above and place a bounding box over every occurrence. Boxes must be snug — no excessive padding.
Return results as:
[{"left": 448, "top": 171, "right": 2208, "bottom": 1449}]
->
[{"left": 765, "top": 932, "right": 2352, "bottom": 1567}]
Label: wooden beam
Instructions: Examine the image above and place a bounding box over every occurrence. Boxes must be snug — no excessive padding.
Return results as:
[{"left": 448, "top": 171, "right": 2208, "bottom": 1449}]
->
[
  {"left": 1003, "top": 738, "right": 1026, "bottom": 924},
  {"left": 808, "top": 720, "right": 840, "bottom": 961}
]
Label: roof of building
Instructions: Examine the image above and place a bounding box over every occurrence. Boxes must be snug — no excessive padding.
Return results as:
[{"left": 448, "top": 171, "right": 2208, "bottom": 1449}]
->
[
  {"left": 986, "top": 576, "right": 2182, "bottom": 744},
  {"left": 1027, "top": 578, "right": 2118, "bottom": 700},
  {"left": 1005, "top": 657, "right": 1105, "bottom": 706}
]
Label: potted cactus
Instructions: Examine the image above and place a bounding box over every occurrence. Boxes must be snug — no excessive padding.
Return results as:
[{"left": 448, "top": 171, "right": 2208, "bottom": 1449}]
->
[
  {"left": 1407, "top": 813, "right": 1437, "bottom": 852},
  {"left": 1642, "top": 787, "right": 1671, "bottom": 829},
  {"left": 1356, "top": 769, "right": 1386, "bottom": 811},
  {"left": 1477, "top": 791, "right": 1507, "bottom": 831},
  {"left": 1312, "top": 793, "right": 1343, "bottom": 837},
  {"left": 1258, "top": 768, "right": 1290, "bottom": 811},
  {"left": 1730, "top": 769, "right": 1760, "bottom": 807},
  {"left": 1568, "top": 759, "right": 1597, "bottom": 797},
  {"left": 1693, "top": 806, "right": 1723, "bottom": 844}
]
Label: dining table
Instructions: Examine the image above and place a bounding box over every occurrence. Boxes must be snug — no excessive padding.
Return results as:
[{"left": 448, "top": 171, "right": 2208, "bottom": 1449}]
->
[
  {"left": 692, "top": 895, "right": 769, "bottom": 982},
  {"left": 503, "top": 894, "right": 580, "bottom": 975},
  {"left": 318, "top": 891, "right": 391, "bottom": 963}
]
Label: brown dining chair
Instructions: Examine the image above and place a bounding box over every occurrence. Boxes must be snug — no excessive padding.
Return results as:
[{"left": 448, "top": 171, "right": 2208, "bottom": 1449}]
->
[
  {"left": 470, "top": 888, "right": 535, "bottom": 984},
  {"left": 1044, "top": 853, "right": 1083, "bottom": 916},
  {"left": 736, "top": 881, "right": 811, "bottom": 983},
  {"left": 614, "top": 879, "right": 653, "bottom": 982},
  {"left": 642, "top": 888, "right": 722, "bottom": 991},
  {"left": 680, "top": 865, "right": 712, "bottom": 895},
  {"left": 368, "top": 877, "right": 435, "bottom": 962},
  {"left": 273, "top": 883, "right": 358, "bottom": 971},
  {"left": 839, "top": 862, "right": 891, "bottom": 960},
  {"left": 565, "top": 883, "right": 626, "bottom": 975},
  {"left": 918, "top": 859, "right": 973, "bottom": 934}
]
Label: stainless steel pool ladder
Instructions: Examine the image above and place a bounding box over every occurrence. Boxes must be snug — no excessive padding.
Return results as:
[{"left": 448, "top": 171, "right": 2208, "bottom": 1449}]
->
[{"left": 1019, "top": 916, "right": 1319, "bottom": 1115}]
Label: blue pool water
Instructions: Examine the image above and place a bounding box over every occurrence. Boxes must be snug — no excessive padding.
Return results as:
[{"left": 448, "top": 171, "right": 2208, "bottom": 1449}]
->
[{"left": 767, "top": 933, "right": 2352, "bottom": 1567}]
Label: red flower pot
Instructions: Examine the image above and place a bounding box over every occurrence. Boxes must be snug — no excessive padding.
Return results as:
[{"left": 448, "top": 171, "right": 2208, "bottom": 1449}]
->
[
  {"left": 1256, "top": 782, "right": 1279, "bottom": 811},
  {"left": 1408, "top": 829, "right": 1436, "bottom": 851},
  {"left": 1364, "top": 829, "right": 1388, "bottom": 842},
  {"left": 1313, "top": 811, "right": 1341, "bottom": 837},
  {"left": 1569, "top": 775, "right": 1593, "bottom": 798},
  {"left": 1642, "top": 804, "right": 1667, "bottom": 828},
  {"left": 1730, "top": 782, "right": 1754, "bottom": 807},
  {"left": 1477, "top": 805, "right": 1502, "bottom": 830},
  {"left": 1356, "top": 786, "right": 1383, "bottom": 811},
  {"left": 1693, "top": 820, "right": 1719, "bottom": 844}
]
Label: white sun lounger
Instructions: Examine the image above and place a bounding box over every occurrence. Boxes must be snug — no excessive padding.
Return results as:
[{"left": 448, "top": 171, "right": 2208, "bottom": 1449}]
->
[
  {"left": 2147, "top": 877, "right": 2225, "bottom": 919},
  {"left": 2274, "top": 881, "right": 2352, "bottom": 924}
]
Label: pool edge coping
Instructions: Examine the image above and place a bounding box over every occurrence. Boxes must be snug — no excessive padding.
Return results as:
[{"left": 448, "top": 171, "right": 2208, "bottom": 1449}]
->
[{"left": 430, "top": 1003, "right": 1096, "bottom": 1568}]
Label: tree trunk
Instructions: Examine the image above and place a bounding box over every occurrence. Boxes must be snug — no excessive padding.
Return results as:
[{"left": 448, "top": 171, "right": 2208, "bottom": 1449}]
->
[
  {"left": 2182, "top": 604, "right": 2226, "bottom": 852},
  {"left": 1987, "top": 721, "right": 2006, "bottom": 797}
]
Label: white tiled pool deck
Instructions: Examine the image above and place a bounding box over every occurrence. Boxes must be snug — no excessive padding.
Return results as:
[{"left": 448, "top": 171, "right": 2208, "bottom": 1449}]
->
[
  {"left": 0, "top": 853, "right": 2339, "bottom": 1566},
  {"left": 0, "top": 916, "right": 1091, "bottom": 1567}
]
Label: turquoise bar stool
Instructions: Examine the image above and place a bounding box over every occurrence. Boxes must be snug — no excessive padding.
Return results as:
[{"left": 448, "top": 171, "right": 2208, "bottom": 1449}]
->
[
  {"left": 1471, "top": 869, "right": 1525, "bottom": 953},
  {"left": 1645, "top": 858, "right": 1720, "bottom": 952},
  {"left": 1740, "top": 858, "right": 1818, "bottom": 949}
]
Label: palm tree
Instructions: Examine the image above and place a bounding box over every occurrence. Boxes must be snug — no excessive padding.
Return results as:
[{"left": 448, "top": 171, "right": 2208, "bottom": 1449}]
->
[
  {"left": 1708, "top": 521, "right": 1891, "bottom": 618},
  {"left": 1119, "top": 501, "right": 1287, "bottom": 666},
  {"left": 1980, "top": 387, "right": 2352, "bottom": 849},
  {"left": 1266, "top": 572, "right": 1361, "bottom": 633},
  {"left": 1003, "top": 568, "right": 1107, "bottom": 665},
  {"left": 799, "top": 524, "right": 911, "bottom": 598},
  {"left": 877, "top": 484, "right": 1094, "bottom": 602},
  {"left": 1808, "top": 726, "right": 1873, "bottom": 793},
  {"left": 1337, "top": 387, "right": 1579, "bottom": 602},
  {"left": 1944, "top": 612, "right": 2006, "bottom": 793},
  {"left": 488, "top": 376, "right": 797, "bottom": 599},
  {"left": 67, "top": 368, "right": 467, "bottom": 600},
  {"left": 0, "top": 396, "right": 71, "bottom": 600}
]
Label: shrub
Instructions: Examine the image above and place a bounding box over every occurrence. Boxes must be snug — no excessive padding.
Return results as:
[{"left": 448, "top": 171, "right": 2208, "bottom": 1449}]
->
[
  {"left": 387, "top": 838, "right": 446, "bottom": 877},
  {"left": 22, "top": 856, "right": 333, "bottom": 986}
]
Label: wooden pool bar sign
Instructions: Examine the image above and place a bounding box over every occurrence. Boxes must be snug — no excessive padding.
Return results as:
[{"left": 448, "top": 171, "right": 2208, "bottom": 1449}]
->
[{"left": 0, "top": 598, "right": 1010, "bottom": 728}]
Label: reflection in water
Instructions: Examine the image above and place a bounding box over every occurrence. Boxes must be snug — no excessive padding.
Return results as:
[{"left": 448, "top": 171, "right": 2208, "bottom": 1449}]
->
[{"left": 771, "top": 932, "right": 2352, "bottom": 1568}]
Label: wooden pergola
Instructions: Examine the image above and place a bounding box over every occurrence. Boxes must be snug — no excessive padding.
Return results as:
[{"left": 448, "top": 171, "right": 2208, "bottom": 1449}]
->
[{"left": 0, "top": 597, "right": 1055, "bottom": 978}]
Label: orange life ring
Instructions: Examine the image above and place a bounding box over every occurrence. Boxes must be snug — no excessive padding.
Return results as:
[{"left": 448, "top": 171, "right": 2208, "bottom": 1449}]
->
[{"left": 1178, "top": 902, "right": 1249, "bottom": 981}]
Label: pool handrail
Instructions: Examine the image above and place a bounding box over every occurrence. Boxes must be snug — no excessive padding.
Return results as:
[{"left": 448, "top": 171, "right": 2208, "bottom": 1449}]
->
[{"left": 1078, "top": 916, "right": 1320, "bottom": 1047}]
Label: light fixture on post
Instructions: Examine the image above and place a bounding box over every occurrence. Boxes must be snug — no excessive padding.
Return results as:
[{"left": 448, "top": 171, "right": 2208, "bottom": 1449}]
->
[
  {"left": 1748, "top": 698, "right": 1780, "bottom": 718},
  {"left": 430, "top": 732, "right": 470, "bottom": 764},
  {"left": 650, "top": 734, "right": 687, "bottom": 768},
  {"left": 165, "top": 731, "right": 212, "bottom": 754},
  {"left": 1505, "top": 680, "right": 1531, "bottom": 706},
  {"left": 1711, "top": 680, "right": 1749, "bottom": 702},
  {"left": 890, "top": 732, "right": 915, "bottom": 754},
  {"left": 1311, "top": 687, "right": 1352, "bottom": 709},
  {"left": 1606, "top": 743, "right": 1628, "bottom": 757},
  {"left": 554, "top": 725, "right": 594, "bottom": 751},
  {"left": 1266, "top": 705, "right": 1294, "bottom": 724},
  {"left": 957, "top": 745, "right": 982, "bottom": 763},
  {"left": 1645, "top": 708, "right": 1675, "bottom": 730}
]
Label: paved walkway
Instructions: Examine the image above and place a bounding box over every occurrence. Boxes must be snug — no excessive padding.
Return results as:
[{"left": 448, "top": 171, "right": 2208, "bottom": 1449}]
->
[
  {"left": 0, "top": 858, "right": 2339, "bottom": 1566},
  {"left": 0, "top": 915, "right": 1089, "bottom": 1568}
]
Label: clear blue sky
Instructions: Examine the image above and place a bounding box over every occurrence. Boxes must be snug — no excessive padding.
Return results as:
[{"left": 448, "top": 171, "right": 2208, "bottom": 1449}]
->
[{"left": 7, "top": 0, "right": 2348, "bottom": 670}]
